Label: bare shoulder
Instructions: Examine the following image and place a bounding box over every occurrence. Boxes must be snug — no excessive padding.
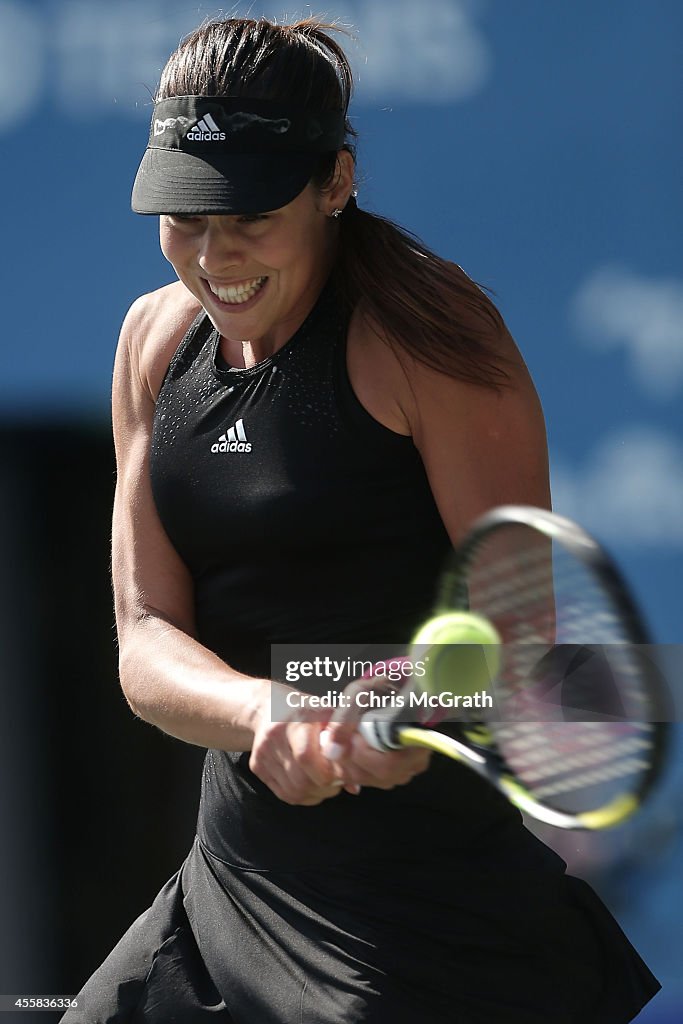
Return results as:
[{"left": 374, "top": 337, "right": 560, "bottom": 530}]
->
[
  {"left": 119, "top": 280, "right": 204, "bottom": 403},
  {"left": 346, "top": 301, "right": 413, "bottom": 434},
  {"left": 347, "top": 259, "right": 549, "bottom": 536},
  {"left": 409, "top": 261, "right": 539, "bottom": 422},
  {"left": 346, "top": 259, "right": 536, "bottom": 438}
]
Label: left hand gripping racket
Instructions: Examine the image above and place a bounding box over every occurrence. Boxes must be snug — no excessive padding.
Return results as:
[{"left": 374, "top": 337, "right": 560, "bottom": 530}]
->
[{"left": 359, "top": 505, "right": 670, "bottom": 830}]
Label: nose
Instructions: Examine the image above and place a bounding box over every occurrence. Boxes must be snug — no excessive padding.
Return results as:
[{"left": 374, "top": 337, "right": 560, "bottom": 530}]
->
[{"left": 197, "top": 219, "right": 244, "bottom": 276}]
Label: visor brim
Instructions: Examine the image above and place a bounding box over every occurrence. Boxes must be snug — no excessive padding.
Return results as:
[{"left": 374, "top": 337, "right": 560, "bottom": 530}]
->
[{"left": 131, "top": 148, "right": 319, "bottom": 215}]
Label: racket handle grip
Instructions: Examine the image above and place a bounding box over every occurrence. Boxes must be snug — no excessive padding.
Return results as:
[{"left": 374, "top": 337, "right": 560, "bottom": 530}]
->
[{"left": 359, "top": 716, "right": 402, "bottom": 751}]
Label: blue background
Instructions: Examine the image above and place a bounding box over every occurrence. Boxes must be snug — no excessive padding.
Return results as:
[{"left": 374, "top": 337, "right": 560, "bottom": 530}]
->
[{"left": 1, "top": 1, "right": 681, "bottom": 1018}]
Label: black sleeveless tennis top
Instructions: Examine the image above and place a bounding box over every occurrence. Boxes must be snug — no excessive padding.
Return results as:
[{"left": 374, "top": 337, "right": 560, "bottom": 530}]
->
[{"left": 150, "top": 277, "right": 520, "bottom": 870}]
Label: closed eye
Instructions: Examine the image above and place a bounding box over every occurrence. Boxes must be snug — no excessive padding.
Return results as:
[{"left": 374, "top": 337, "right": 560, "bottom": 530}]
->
[{"left": 168, "top": 213, "right": 202, "bottom": 224}]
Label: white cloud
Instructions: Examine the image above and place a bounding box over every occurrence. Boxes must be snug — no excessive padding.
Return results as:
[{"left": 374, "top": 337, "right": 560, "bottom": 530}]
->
[
  {"left": 237, "top": 0, "right": 492, "bottom": 101},
  {"left": 0, "top": 0, "right": 492, "bottom": 131},
  {"left": 53, "top": 1, "right": 197, "bottom": 115},
  {"left": 573, "top": 265, "right": 683, "bottom": 401},
  {"left": 551, "top": 428, "right": 683, "bottom": 547},
  {"left": 0, "top": 2, "right": 44, "bottom": 131},
  {"left": 352, "top": 0, "right": 491, "bottom": 101}
]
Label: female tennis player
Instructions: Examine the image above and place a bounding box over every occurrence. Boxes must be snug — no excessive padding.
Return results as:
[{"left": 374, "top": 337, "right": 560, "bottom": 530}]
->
[{"left": 63, "top": 16, "right": 660, "bottom": 1024}]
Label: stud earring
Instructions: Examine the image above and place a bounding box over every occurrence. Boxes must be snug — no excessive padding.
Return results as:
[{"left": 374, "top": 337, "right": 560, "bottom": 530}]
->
[{"left": 331, "top": 208, "right": 343, "bottom": 218}]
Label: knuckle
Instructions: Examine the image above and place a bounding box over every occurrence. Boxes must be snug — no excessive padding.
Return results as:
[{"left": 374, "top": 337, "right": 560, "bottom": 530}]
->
[
  {"left": 267, "top": 720, "right": 288, "bottom": 739},
  {"left": 295, "top": 745, "right": 316, "bottom": 768},
  {"left": 279, "top": 784, "right": 309, "bottom": 806}
]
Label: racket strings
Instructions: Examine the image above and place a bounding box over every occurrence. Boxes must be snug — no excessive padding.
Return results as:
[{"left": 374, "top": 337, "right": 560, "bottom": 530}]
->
[
  {"left": 464, "top": 527, "right": 643, "bottom": 693},
  {"left": 451, "top": 522, "right": 660, "bottom": 815},
  {"left": 463, "top": 526, "right": 630, "bottom": 638},
  {"left": 460, "top": 545, "right": 553, "bottom": 642},
  {"left": 492, "top": 721, "right": 655, "bottom": 809},
  {"left": 496, "top": 723, "right": 651, "bottom": 777},
  {"left": 531, "top": 753, "right": 651, "bottom": 801},
  {"left": 553, "top": 557, "right": 633, "bottom": 644}
]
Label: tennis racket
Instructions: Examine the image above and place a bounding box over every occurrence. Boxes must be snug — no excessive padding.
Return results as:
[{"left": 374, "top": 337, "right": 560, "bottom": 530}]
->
[{"left": 359, "top": 505, "right": 670, "bottom": 830}]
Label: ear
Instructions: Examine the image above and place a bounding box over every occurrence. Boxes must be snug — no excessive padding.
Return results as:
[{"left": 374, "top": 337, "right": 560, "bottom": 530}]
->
[{"left": 322, "top": 149, "right": 356, "bottom": 214}]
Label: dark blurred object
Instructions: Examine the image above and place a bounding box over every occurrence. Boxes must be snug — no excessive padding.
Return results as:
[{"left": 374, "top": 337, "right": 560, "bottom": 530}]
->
[{"left": 0, "top": 423, "right": 203, "bottom": 1009}]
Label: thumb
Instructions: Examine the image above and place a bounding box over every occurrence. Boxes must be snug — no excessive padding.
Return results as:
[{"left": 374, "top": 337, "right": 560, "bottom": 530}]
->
[
  {"left": 319, "top": 727, "right": 346, "bottom": 762},
  {"left": 319, "top": 679, "right": 371, "bottom": 760}
]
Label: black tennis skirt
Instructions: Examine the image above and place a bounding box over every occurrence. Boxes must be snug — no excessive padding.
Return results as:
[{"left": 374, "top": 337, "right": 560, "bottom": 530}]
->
[{"left": 60, "top": 833, "right": 660, "bottom": 1024}]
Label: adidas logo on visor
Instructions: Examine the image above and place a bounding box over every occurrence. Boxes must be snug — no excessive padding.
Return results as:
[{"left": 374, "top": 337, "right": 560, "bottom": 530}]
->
[
  {"left": 186, "top": 113, "right": 226, "bottom": 142},
  {"left": 211, "top": 419, "right": 252, "bottom": 453}
]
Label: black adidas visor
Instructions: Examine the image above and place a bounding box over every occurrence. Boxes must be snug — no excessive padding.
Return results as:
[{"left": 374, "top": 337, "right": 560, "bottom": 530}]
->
[{"left": 132, "top": 96, "right": 346, "bottom": 216}]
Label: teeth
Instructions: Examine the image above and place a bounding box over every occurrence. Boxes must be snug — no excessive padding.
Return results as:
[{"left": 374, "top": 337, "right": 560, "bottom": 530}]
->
[{"left": 209, "top": 277, "right": 267, "bottom": 304}]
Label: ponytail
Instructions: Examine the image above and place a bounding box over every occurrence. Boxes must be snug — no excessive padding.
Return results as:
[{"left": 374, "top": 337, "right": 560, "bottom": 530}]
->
[{"left": 332, "top": 194, "right": 513, "bottom": 390}]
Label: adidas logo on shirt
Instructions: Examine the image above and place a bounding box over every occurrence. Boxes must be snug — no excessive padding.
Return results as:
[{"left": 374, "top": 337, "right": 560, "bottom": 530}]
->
[
  {"left": 186, "top": 114, "right": 226, "bottom": 142},
  {"left": 211, "top": 419, "right": 252, "bottom": 453}
]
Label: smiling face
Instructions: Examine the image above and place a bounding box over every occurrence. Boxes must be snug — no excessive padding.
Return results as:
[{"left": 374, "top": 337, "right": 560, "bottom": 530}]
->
[{"left": 159, "top": 165, "right": 352, "bottom": 351}]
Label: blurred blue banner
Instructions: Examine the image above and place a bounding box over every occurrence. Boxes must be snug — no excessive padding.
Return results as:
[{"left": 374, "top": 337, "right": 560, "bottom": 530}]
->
[{"left": 3, "top": 0, "right": 681, "bottom": 616}]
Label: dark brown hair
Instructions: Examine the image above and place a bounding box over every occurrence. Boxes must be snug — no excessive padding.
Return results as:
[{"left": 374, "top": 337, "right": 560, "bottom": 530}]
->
[{"left": 157, "top": 17, "right": 512, "bottom": 388}]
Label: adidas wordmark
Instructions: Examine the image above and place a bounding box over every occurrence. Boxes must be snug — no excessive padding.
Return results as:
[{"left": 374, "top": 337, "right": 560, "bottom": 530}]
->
[
  {"left": 211, "top": 419, "right": 252, "bottom": 453},
  {"left": 187, "top": 114, "right": 226, "bottom": 142}
]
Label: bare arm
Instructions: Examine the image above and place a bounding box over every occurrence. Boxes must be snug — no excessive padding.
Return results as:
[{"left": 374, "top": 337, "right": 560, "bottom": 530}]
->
[
  {"left": 322, "top": 302, "right": 551, "bottom": 765},
  {"left": 406, "top": 323, "right": 554, "bottom": 643},
  {"left": 112, "top": 290, "right": 269, "bottom": 751},
  {"left": 407, "top": 337, "right": 551, "bottom": 542}
]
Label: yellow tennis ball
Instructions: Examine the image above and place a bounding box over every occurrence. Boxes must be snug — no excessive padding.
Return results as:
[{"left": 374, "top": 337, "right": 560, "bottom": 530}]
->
[{"left": 410, "top": 612, "right": 501, "bottom": 698}]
